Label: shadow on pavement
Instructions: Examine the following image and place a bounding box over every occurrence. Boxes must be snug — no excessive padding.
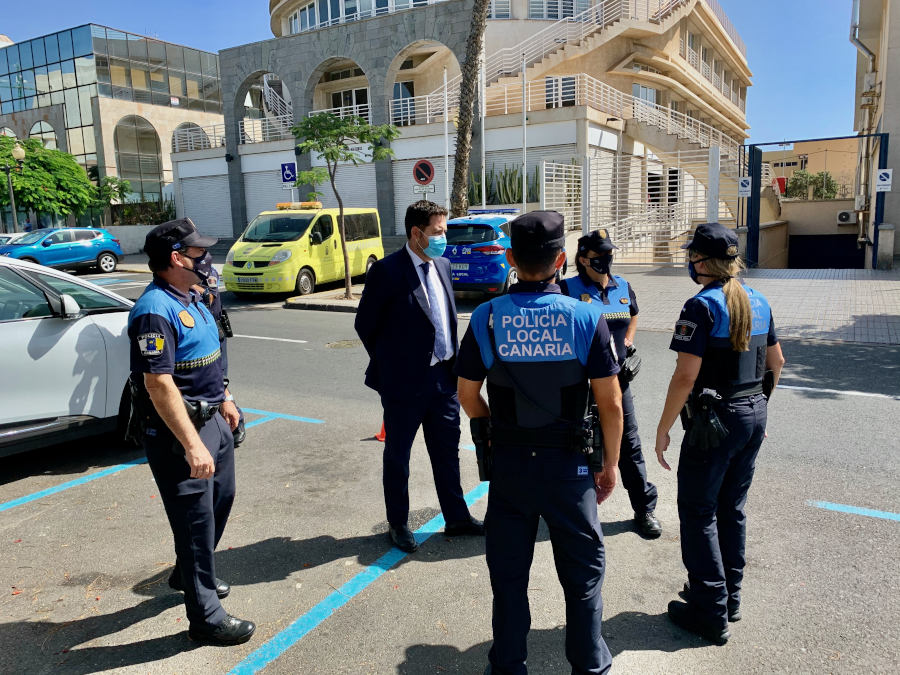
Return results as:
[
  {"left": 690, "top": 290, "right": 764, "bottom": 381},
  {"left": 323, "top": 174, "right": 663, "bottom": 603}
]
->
[
  {"left": 397, "top": 619, "right": 704, "bottom": 674},
  {"left": 778, "top": 337, "right": 900, "bottom": 397},
  {"left": 0, "top": 595, "right": 197, "bottom": 675}
]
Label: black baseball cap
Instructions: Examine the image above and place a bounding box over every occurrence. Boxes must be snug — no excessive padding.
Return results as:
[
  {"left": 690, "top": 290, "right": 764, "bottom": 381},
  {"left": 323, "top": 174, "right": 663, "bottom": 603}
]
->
[
  {"left": 681, "top": 222, "right": 740, "bottom": 259},
  {"left": 144, "top": 218, "right": 217, "bottom": 257},
  {"left": 577, "top": 229, "right": 618, "bottom": 255},
  {"left": 510, "top": 211, "right": 565, "bottom": 255}
]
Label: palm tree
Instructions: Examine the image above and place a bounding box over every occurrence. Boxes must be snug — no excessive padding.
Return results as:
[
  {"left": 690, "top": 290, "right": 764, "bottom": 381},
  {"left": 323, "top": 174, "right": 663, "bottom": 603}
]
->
[{"left": 450, "top": 0, "right": 492, "bottom": 218}]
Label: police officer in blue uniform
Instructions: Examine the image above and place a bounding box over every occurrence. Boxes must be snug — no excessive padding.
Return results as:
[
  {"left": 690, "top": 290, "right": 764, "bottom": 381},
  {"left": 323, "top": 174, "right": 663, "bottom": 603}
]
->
[
  {"left": 456, "top": 211, "right": 624, "bottom": 675},
  {"left": 195, "top": 266, "right": 246, "bottom": 446},
  {"left": 559, "top": 230, "right": 662, "bottom": 538},
  {"left": 654, "top": 223, "right": 785, "bottom": 644},
  {"left": 128, "top": 219, "right": 255, "bottom": 645}
]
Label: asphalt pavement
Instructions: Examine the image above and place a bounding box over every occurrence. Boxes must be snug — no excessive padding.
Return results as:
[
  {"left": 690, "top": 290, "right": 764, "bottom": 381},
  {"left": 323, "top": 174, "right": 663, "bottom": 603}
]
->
[{"left": 1, "top": 272, "right": 898, "bottom": 675}]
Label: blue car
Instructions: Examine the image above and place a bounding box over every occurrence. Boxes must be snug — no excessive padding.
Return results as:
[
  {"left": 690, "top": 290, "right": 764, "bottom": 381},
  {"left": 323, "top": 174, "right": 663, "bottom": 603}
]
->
[
  {"left": 444, "top": 210, "right": 567, "bottom": 294},
  {"left": 0, "top": 228, "right": 124, "bottom": 273}
]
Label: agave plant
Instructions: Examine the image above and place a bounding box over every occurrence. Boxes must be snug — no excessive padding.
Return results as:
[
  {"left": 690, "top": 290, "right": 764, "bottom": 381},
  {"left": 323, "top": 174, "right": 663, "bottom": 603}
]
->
[
  {"left": 468, "top": 170, "right": 483, "bottom": 207},
  {"left": 495, "top": 164, "right": 522, "bottom": 205}
]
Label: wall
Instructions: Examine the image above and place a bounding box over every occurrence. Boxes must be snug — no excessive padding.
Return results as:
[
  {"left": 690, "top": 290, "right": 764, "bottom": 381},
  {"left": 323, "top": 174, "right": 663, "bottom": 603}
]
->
[
  {"left": 103, "top": 224, "right": 156, "bottom": 254},
  {"left": 0, "top": 105, "right": 69, "bottom": 152},
  {"left": 757, "top": 221, "right": 788, "bottom": 269},
  {"left": 781, "top": 199, "right": 858, "bottom": 237}
]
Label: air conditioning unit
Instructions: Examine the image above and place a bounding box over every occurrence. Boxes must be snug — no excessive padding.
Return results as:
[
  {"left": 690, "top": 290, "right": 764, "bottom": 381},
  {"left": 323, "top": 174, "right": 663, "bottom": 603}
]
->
[{"left": 837, "top": 210, "right": 857, "bottom": 225}]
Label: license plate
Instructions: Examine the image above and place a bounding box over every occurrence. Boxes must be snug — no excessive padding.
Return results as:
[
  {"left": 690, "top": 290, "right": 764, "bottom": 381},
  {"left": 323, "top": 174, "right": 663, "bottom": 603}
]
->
[
  {"left": 451, "top": 263, "right": 469, "bottom": 271},
  {"left": 237, "top": 277, "right": 258, "bottom": 283}
]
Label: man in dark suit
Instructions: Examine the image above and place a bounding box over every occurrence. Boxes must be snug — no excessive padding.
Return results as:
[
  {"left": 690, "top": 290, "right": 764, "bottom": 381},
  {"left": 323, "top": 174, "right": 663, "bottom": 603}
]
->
[{"left": 356, "top": 200, "right": 484, "bottom": 553}]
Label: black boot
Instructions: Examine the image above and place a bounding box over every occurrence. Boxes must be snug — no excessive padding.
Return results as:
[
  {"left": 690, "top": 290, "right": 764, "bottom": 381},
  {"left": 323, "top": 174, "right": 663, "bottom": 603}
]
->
[
  {"left": 636, "top": 511, "right": 662, "bottom": 538},
  {"left": 169, "top": 572, "right": 231, "bottom": 599},
  {"left": 682, "top": 582, "right": 741, "bottom": 622},
  {"left": 667, "top": 601, "right": 730, "bottom": 645},
  {"left": 188, "top": 615, "right": 256, "bottom": 645}
]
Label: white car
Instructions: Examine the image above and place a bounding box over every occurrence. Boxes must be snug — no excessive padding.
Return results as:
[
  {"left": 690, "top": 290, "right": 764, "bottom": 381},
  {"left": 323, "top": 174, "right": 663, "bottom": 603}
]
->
[
  {"left": 0, "top": 232, "right": 28, "bottom": 246},
  {"left": 0, "top": 256, "right": 134, "bottom": 457}
]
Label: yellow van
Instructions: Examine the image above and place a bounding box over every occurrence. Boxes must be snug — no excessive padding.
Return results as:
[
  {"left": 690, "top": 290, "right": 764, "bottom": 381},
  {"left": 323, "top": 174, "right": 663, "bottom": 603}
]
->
[{"left": 223, "top": 203, "right": 384, "bottom": 297}]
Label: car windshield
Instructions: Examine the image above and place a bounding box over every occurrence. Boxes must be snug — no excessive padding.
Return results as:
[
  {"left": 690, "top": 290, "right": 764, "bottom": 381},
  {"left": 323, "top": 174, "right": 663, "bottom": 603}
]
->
[
  {"left": 11, "top": 232, "right": 47, "bottom": 245},
  {"left": 242, "top": 214, "right": 315, "bottom": 242},
  {"left": 446, "top": 225, "right": 499, "bottom": 245}
]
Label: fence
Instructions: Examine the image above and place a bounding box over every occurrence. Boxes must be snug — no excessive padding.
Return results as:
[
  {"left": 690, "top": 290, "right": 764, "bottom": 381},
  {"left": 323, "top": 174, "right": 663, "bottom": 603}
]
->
[
  {"left": 239, "top": 114, "right": 294, "bottom": 144},
  {"left": 172, "top": 124, "right": 226, "bottom": 153}
]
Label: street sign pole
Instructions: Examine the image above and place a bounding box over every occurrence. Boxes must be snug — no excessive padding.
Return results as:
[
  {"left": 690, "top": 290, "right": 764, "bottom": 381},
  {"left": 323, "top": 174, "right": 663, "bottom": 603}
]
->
[{"left": 444, "top": 66, "right": 450, "bottom": 211}]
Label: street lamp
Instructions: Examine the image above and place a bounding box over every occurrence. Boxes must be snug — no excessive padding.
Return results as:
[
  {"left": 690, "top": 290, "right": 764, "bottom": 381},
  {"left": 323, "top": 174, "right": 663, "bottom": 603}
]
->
[{"left": 3, "top": 142, "right": 25, "bottom": 233}]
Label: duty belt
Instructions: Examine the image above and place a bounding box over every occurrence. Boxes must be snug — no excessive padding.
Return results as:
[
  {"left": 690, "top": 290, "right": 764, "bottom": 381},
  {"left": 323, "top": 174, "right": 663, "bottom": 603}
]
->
[
  {"left": 183, "top": 399, "right": 221, "bottom": 425},
  {"left": 694, "top": 383, "right": 764, "bottom": 400}
]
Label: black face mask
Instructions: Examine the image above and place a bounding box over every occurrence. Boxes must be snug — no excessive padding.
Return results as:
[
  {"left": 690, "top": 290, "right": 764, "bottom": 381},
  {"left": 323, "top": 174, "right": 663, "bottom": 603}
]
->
[
  {"left": 587, "top": 254, "right": 613, "bottom": 276},
  {"left": 688, "top": 255, "right": 714, "bottom": 284},
  {"left": 183, "top": 251, "right": 213, "bottom": 282}
]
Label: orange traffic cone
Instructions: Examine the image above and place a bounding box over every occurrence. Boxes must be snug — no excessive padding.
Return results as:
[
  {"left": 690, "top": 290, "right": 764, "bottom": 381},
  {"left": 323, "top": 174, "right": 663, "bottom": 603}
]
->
[{"left": 375, "top": 422, "right": 386, "bottom": 442}]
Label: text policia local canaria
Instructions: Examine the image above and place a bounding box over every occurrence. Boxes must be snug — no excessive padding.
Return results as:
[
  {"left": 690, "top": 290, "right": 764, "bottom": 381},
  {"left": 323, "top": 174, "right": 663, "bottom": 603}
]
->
[{"left": 498, "top": 314, "right": 574, "bottom": 358}]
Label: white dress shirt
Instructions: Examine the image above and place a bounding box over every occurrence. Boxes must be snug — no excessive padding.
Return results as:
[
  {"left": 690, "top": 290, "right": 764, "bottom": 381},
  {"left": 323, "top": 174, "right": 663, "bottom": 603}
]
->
[{"left": 406, "top": 242, "right": 452, "bottom": 365}]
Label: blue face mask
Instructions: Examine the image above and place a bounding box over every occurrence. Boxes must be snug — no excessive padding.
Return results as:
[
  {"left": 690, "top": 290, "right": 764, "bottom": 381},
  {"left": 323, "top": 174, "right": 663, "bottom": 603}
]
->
[
  {"left": 417, "top": 231, "right": 447, "bottom": 259},
  {"left": 688, "top": 255, "right": 712, "bottom": 284}
]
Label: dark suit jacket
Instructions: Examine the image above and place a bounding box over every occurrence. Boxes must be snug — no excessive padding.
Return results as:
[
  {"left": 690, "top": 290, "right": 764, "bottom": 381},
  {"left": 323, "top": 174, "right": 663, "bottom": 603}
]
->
[{"left": 355, "top": 246, "right": 459, "bottom": 399}]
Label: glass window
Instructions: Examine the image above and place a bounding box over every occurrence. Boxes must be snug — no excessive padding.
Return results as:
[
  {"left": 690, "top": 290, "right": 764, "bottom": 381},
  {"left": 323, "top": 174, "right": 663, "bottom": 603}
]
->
[
  {"left": 7, "top": 45, "right": 20, "bottom": 72},
  {"left": 185, "top": 71, "right": 202, "bottom": 99},
  {"left": 0, "top": 75, "right": 10, "bottom": 103},
  {"left": 94, "top": 56, "right": 109, "bottom": 84},
  {"left": 148, "top": 40, "right": 166, "bottom": 69},
  {"left": 0, "top": 267, "right": 53, "bottom": 322},
  {"left": 61, "top": 60, "right": 77, "bottom": 89},
  {"left": 19, "top": 42, "right": 33, "bottom": 70},
  {"left": 150, "top": 65, "right": 168, "bottom": 94},
  {"left": 64, "top": 88, "right": 82, "bottom": 127},
  {"left": 48, "top": 62, "right": 63, "bottom": 91},
  {"left": 75, "top": 55, "right": 96, "bottom": 86},
  {"left": 30, "top": 120, "right": 58, "bottom": 149},
  {"left": 47, "top": 230, "right": 74, "bottom": 245},
  {"left": 0, "top": 127, "right": 16, "bottom": 138},
  {"left": 20, "top": 69, "right": 36, "bottom": 98},
  {"left": 72, "top": 26, "right": 93, "bottom": 57},
  {"left": 44, "top": 34, "right": 60, "bottom": 64},
  {"left": 105, "top": 29, "right": 129, "bottom": 59},
  {"left": 91, "top": 26, "right": 107, "bottom": 57},
  {"left": 11, "top": 72, "right": 24, "bottom": 99},
  {"left": 318, "top": 0, "right": 329, "bottom": 24},
  {"left": 131, "top": 62, "right": 150, "bottom": 90},
  {"left": 67, "top": 127, "right": 85, "bottom": 156},
  {"left": 168, "top": 70, "right": 185, "bottom": 97},
  {"left": 310, "top": 215, "right": 334, "bottom": 241},
  {"left": 50, "top": 90, "right": 64, "bottom": 105},
  {"left": 58, "top": 31, "right": 74, "bottom": 61},
  {"left": 183, "top": 48, "right": 201, "bottom": 74},
  {"left": 12, "top": 98, "right": 25, "bottom": 112},
  {"left": 166, "top": 44, "right": 184, "bottom": 71},
  {"left": 127, "top": 34, "right": 149, "bottom": 63},
  {"left": 32, "top": 39, "right": 47, "bottom": 68},
  {"left": 0, "top": 48, "right": 8, "bottom": 76},
  {"left": 109, "top": 58, "right": 131, "bottom": 87},
  {"left": 78, "top": 86, "right": 95, "bottom": 126},
  {"left": 34, "top": 66, "right": 49, "bottom": 94},
  {"left": 201, "top": 52, "right": 217, "bottom": 79},
  {"left": 114, "top": 116, "right": 162, "bottom": 202},
  {"left": 72, "top": 230, "right": 98, "bottom": 241},
  {"left": 82, "top": 124, "right": 97, "bottom": 154},
  {"left": 35, "top": 272, "right": 129, "bottom": 311}
]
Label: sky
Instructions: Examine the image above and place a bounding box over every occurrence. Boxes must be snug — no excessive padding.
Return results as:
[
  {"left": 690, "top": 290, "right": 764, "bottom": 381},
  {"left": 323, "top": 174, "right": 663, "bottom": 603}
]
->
[{"left": 2, "top": 0, "right": 860, "bottom": 146}]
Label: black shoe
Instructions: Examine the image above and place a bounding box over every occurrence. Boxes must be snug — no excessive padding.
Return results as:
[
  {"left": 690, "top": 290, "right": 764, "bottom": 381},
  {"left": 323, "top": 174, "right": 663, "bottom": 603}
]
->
[
  {"left": 445, "top": 516, "right": 485, "bottom": 537},
  {"left": 667, "top": 600, "right": 730, "bottom": 645},
  {"left": 389, "top": 525, "right": 419, "bottom": 553},
  {"left": 636, "top": 511, "right": 662, "bottom": 538},
  {"left": 682, "top": 582, "right": 741, "bottom": 622},
  {"left": 188, "top": 615, "right": 256, "bottom": 645},
  {"left": 169, "top": 573, "right": 231, "bottom": 599},
  {"left": 233, "top": 420, "right": 246, "bottom": 448}
]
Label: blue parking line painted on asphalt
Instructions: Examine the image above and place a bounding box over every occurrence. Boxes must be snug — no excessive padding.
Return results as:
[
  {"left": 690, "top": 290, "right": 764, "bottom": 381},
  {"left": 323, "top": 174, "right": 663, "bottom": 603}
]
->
[
  {"left": 460, "top": 444, "right": 475, "bottom": 451},
  {"left": 91, "top": 278, "right": 136, "bottom": 285},
  {"left": 245, "top": 416, "right": 276, "bottom": 429},
  {"left": 807, "top": 500, "right": 900, "bottom": 522},
  {"left": 0, "top": 457, "right": 149, "bottom": 514},
  {"left": 227, "top": 481, "right": 490, "bottom": 675},
  {"left": 241, "top": 408, "right": 325, "bottom": 424}
]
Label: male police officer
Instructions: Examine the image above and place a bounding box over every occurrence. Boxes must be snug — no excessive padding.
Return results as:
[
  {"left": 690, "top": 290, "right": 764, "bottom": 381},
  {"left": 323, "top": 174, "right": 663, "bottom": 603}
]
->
[
  {"left": 128, "top": 218, "right": 255, "bottom": 645},
  {"left": 456, "top": 211, "right": 624, "bottom": 675}
]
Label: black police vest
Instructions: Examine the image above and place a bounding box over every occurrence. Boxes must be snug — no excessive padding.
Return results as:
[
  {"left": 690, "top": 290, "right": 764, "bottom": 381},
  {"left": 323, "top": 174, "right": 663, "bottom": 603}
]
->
[
  {"left": 693, "top": 284, "right": 773, "bottom": 397},
  {"left": 483, "top": 296, "right": 591, "bottom": 429}
]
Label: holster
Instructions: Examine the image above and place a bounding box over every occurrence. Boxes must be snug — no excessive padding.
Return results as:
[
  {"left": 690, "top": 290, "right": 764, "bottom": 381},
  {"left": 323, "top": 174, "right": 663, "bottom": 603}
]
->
[
  {"left": 763, "top": 370, "right": 775, "bottom": 400},
  {"left": 686, "top": 390, "right": 730, "bottom": 451},
  {"left": 126, "top": 376, "right": 159, "bottom": 445},
  {"left": 470, "top": 417, "right": 493, "bottom": 482},
  {"left": 217, "top": 307, "right": 234, "bottom": 340},
  {"left": 588, "top": 402, "right": 604, "bottom": 472},
  {"left": 618, "top": 345, "right": 642, "bottom": 386}
]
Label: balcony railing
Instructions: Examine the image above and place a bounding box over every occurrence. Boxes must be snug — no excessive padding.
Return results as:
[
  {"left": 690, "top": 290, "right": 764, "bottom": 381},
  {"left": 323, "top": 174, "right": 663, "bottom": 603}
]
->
[
  {"left": 239, "top": 114, "right": 294, "bottom": 144},
  {"left": 703, "top": 0, "right": 747, "bottom": 57},
  {"left": 172, "top": 123, "right": 226, "bottom": 153},
  {"left": 291, "top": 0, "right": 449, "bottom": 34},
  {"left": 309, "top": 104, "right": 370, "bottom": 122}
]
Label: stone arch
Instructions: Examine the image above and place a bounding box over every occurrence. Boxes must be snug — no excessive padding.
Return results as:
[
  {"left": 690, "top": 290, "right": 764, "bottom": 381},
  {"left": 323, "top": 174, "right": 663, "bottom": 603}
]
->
[
  {"left": 171, "top": 122, "right": 209, "bottom": 152},
  {"left": 114, "top": 115, "right": 162, "bottom": 202},
  {"left": 303, "top": 56, "right": 372, "bottom": 122},
  {"left": 384, "top": 40, "right": 462, "bottom": 127},
  {"left": 230, "top": 69, "right": 296, "bottom": 144}
]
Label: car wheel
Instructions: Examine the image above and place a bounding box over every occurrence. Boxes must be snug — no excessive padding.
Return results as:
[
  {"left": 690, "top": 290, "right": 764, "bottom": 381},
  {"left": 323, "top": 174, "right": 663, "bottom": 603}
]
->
[
  {"left": 97, "top": 253, "right": 117, "bottom": 273},
  {"left": 20, "top": 257, "right": 39, "bottom": 265},
  {"left": 365, "top": 256, "right": 377, "bottom": 279},
  {"left": 232, "top": 291, "right": 254, "bottom": 300},
  {"left": 502, "top": 268, "right": 518, "bottom": 294},
  {"left": 295, "top": 268, "right": 315, "bottom": 296}
]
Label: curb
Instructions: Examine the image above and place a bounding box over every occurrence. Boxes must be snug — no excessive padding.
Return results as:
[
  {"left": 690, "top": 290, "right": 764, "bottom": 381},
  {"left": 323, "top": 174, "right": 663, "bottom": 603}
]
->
[
  {"left": 283, "top": 300, "right": 360, "bottom": 313},
  {"left": 117, "top": 267, "right": 153, "bottom": 274}
]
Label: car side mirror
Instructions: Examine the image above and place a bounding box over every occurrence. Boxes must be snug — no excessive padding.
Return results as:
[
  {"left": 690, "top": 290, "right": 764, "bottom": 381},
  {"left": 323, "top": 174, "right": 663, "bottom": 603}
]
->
[
  {"left": 42, "top": 239, "right": 52, "bottom": 247},
  {"left": 59, "top": 294, "right": 84, "bottom": 321},
  {"left": 311, "top": 232, "right": 323, "bottom": 245}
]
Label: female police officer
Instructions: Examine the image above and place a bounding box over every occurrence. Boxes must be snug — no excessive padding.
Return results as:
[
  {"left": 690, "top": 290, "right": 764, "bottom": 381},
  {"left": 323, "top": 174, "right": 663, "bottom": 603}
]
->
[
  {"left": 654, "top": 222, "right": 784, "bottom": 644},
  {"left": 559, "top": 229, "right": 662, "bottom": 538}
]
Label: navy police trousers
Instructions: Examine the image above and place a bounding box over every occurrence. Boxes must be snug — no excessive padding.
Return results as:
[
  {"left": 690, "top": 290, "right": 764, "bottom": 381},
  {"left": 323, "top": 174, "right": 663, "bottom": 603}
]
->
[
  {"left": 486, "top": 444, "right": 611, "bottom": 675},
  {"left": 144, "top": 412, "right": 235, "bottom": 628},
  {"left": 618, "top": 384, "right": 657, "bottom": 515},
  {"left": 678, "top": 394, "right": 767, "bottom": 630}
]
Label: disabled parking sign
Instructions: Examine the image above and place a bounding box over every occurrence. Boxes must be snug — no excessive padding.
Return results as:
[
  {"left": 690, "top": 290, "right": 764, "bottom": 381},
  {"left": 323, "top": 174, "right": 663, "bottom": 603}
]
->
[{"left": 281, "top": 162, "right": 297, "bottom": 183}]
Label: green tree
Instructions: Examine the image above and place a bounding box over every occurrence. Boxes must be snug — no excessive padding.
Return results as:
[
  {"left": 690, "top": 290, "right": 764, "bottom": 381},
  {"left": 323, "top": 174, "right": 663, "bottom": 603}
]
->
[
  {"left": 450, "top": 0, "right": 492, "bottom": 218},
  {"left": 93, "top": 176, "right": 132, "bottom": 226},
  {"left": 0, "top": 137, "right": 95, "bottom": 224},
  {"left": 785, "top": 169, "right": 813, "bottom": 199},
  {"left": 292, "top": 113, "right": 400, "bottom": 299},
  {"left": 810, "top": 171, "right": 839, "bottom": 200}
]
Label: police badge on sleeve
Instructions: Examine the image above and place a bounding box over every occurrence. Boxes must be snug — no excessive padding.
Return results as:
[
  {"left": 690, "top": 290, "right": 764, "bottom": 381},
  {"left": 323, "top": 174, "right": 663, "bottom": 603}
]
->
[{"left": 138, "top": 333, "right": 165, "bottom": 356}]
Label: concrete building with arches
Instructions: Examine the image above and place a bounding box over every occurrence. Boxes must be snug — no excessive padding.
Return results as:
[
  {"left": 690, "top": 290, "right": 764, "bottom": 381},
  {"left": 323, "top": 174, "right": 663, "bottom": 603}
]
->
[
  {"left": 172, "top": 0, "right": 754, "bottom": 264},
  {"left": 0, "top": 25, "right": 224, "bottom": 229}
]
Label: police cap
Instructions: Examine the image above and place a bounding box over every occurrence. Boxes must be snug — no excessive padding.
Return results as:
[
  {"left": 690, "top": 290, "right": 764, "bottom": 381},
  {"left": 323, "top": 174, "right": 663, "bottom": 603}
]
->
[
  {"left": 145, "top": 218, "right": 218, "bottom": 257},
  {"left": 577, "top": 228, "right": 618, "bottom": 255},
  {"left": 509, "top": 211, "right": 566, "bottom": 255},
  {"left": 681, "top": 222, "right": 739, "bottom": 259}
]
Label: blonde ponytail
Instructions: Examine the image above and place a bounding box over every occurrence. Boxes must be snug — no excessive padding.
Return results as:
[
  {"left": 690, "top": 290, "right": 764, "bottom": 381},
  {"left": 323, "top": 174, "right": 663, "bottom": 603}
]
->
[{"left": 700, "top": 255, "right": 751, "bottom": 352}]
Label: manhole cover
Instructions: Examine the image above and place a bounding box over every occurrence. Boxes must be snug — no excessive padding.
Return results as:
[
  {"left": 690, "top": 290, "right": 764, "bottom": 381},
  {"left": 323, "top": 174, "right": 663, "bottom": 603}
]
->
[{"left": 325, "top": 339, "right": 363, "bottom": 349}]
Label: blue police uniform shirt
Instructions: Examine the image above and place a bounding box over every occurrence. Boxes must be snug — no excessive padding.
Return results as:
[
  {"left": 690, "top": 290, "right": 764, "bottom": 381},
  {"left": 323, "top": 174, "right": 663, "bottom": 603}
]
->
[
  {"left": 670, "top": 281, "right": 778, "bottom": 358},
  {"left": 559, "top": 272, "right": 638, "bottom": 363},
  {"left": 128, "top": 277, "right": 225, "bottom": 403},
  {"left": 456, "top": 281, "right": 620, "bottom": 383}
]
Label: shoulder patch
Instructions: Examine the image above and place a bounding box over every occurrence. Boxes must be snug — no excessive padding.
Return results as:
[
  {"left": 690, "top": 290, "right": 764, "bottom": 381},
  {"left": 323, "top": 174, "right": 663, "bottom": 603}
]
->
[
  {"left": 674, "top": 320, "right": 697, "bottom": 342},
  {"left": 620, "top": 297, "right": 629, "bottom": 304},
  {"left": 580, "top": 294, "right": 592, "bottom": 303},
  {"left": 138, "top": 333, "right": 165, "bottom": 356},
  {"left": 178, "top": 310, "right": 195, "bottom": 328}
]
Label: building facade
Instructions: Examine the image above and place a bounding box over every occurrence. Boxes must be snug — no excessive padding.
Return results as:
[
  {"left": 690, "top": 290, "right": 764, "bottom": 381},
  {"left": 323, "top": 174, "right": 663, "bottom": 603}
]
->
[
  {"left": 171, "top": 0, "right": 752, "bottom": 263},
  {"left": 0, "top": 25, "right": 224, "bottom": 228}
]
